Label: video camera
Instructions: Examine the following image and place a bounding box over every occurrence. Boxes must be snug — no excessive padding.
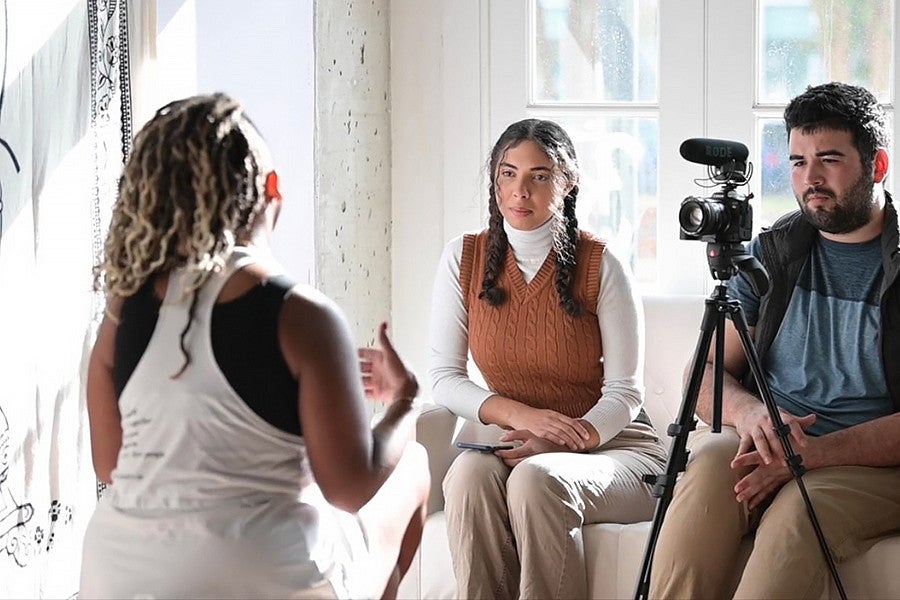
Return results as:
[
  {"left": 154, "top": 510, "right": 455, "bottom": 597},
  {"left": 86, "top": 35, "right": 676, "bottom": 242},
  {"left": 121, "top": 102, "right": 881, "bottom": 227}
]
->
[
  {"left": 675, "top": 137, "right": 768, "bottom": 293},
  {"left": 677, "top": 138, "right": 753, "bottom": 244}
]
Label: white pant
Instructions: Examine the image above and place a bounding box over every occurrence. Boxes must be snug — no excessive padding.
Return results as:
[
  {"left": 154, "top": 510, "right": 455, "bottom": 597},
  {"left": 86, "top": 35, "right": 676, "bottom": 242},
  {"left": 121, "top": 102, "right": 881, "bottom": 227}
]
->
[{"left": 79, "top": 494, "right": 372, "bottom": 599}]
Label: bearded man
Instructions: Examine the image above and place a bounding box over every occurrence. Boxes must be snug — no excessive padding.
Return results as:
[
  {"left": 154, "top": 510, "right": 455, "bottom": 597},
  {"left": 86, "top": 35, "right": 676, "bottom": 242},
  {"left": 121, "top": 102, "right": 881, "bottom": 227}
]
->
[{"left": 650, "top": 81, "right": 900, "bottom": 599}]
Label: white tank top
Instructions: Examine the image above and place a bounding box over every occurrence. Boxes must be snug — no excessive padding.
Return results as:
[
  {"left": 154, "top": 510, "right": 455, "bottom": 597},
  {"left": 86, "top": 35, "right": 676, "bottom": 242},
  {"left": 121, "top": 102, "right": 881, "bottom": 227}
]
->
[
  {"left": 81, "top": 248, "right": 373, "bottom": 598},
  {"left": 107, "top": 248, "right": 311, "bottom": 509}
]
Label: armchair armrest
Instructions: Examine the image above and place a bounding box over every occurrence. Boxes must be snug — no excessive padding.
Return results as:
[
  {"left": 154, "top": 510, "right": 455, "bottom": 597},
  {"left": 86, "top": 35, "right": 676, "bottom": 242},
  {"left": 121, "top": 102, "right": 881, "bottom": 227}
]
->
[{"left": 415, "top": 403, "right": 464, "bottom": 515}]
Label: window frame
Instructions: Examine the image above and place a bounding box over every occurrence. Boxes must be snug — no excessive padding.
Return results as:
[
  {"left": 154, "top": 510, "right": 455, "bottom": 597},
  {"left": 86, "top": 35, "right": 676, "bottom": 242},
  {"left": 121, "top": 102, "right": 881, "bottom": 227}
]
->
[{"left": 483, "top": 0, "right": 897, "bottom": 295}]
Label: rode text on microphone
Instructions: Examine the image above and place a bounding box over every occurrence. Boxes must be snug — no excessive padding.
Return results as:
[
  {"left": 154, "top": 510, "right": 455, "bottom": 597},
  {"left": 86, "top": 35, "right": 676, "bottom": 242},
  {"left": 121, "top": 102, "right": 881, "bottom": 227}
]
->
[{"left": 679, "top": 137, "right": 750, "bottom": 169}]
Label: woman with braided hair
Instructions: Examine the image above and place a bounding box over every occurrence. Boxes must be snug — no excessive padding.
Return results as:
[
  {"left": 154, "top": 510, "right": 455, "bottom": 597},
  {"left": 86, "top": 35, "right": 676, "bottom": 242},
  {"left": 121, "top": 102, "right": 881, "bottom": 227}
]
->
[
  {"left": 428, "top": 118, "right": 667, "bottom": 599},
  {"left": 80, "top": 93, "right": 428, "bottom": 599}
]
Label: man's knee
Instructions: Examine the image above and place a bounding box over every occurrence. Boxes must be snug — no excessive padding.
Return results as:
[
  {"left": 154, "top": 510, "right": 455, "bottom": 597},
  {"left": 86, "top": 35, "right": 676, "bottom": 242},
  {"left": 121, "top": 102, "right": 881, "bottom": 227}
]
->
[
  {"left": 675, "top": 430, "right": 742, "bottom": 500},
  {"left": 687, "top": 428, "right": 741, "bottom": 467}
]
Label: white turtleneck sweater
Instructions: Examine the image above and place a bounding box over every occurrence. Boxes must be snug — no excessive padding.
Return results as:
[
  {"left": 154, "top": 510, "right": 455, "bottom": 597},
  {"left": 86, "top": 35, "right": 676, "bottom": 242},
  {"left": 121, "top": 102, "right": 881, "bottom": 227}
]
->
[{"left": 427, "top": 218, "right": 645, "bottom": 446}]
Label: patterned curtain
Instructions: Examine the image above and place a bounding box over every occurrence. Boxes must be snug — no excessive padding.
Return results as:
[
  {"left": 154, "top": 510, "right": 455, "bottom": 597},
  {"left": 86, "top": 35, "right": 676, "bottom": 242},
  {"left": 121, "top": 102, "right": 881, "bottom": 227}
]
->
[{"left": 0, "top": 1, "right": 147, "bottom": 596}]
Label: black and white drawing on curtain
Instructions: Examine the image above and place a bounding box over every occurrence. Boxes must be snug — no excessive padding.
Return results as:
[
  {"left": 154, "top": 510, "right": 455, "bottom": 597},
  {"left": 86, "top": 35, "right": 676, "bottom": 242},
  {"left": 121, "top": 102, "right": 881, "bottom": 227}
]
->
[
  {"left": 0, "top": 0, "right": 135, "bottom": 596},
  {"left": 88, "top": 0, "right": 134, "bottom": 502},
  {"left": 0, "top": 0, "right": 32, "bottom": 572},
  {"left": 89, "top": 0, "right": 134, "bottom": 314},
  {"left": 0, "top": 0, "right": 21, "bottom": 248},
  {"left": 0, "top": 403, "right": 74, "bottom": 567},
  {"left": 0, "top": 405, "right": 34, "bottom": 567}
]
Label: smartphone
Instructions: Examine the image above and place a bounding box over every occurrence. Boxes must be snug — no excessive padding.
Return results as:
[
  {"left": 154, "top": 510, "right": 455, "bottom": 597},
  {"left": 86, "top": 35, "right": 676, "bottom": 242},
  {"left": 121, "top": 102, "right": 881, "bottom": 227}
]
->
[{"left": 456, "top": 441, "right": 515, "bottom": 452}]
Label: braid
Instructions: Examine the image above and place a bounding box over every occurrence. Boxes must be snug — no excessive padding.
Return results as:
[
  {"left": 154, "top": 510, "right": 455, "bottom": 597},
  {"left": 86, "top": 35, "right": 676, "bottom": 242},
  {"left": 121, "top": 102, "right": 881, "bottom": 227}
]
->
[
  {"left": 479, "top": 185, "right": 508, "bottom": 305},
  {"left": 483, "top": 118, "right": 582, "bottom": 317},
  {"left": 94, "top": 93, "right": 270, "bottom": 376},
  {"left": 553, "top": 186, "right": 581, "bottom": 316}
]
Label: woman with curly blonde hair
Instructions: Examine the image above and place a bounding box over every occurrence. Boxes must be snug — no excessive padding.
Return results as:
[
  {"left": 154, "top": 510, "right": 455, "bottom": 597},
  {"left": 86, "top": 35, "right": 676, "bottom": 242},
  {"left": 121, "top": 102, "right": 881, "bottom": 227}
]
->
[{"left": 80, "top": 93, "right": 428, "bottom": 599}]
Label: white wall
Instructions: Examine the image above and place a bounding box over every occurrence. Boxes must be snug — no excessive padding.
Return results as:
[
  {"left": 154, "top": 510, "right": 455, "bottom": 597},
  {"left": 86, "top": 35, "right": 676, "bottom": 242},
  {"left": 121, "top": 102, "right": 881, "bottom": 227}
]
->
[
  {"left": 155, "top": 0, "right": 315, "bottom": 283},
  {"left": 390, "top": 1, "right": 489, "bottom": 395},
  {"left": 154, "top": 0, "right": 392, "bottom": 414}
]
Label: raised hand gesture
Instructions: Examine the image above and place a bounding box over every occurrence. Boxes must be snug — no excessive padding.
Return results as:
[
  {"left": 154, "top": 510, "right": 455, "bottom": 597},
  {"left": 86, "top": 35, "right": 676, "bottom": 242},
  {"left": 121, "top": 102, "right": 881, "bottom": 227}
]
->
[{"left": 358, "top": 322, "right": 418, "bottom": 405}]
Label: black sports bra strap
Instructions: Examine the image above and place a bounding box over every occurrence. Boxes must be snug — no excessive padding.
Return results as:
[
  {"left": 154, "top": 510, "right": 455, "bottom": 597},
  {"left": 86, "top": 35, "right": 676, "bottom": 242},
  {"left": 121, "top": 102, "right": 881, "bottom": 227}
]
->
[{"left": 263, "top": 274, "right": 297, "bottom": 295}]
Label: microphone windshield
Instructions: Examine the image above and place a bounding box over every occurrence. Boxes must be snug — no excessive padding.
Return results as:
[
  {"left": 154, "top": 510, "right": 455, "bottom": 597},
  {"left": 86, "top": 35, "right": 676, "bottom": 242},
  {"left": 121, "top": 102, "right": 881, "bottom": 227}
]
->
[{"left": 679, "top": 138, "right": 749, "bottom": 167}]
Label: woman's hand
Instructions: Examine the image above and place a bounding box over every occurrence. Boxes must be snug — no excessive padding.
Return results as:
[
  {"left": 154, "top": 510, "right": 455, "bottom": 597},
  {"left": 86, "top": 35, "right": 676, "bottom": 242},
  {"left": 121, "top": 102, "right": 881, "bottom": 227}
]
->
[
  {"left": 358, "top": 322, "right": 418, "bottom": 405},
  {"left": 494, "top": 429, "right": 567, "bottom": 467},
  {"left": 507, "top": 406, "right": 590, "bottom": 451}
]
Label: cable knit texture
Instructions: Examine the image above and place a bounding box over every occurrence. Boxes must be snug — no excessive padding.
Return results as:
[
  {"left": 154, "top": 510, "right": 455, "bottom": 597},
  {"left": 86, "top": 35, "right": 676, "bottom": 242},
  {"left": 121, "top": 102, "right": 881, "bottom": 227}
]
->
[{"left": 460, "top": 229, "right": 605, "bottom": 418}]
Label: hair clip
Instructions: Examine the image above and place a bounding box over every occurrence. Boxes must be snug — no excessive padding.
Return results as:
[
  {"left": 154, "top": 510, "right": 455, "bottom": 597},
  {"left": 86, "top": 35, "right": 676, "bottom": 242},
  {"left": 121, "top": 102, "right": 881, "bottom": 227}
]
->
[{"left": 265, "top": 171, "right": 282, "bottom": 201}]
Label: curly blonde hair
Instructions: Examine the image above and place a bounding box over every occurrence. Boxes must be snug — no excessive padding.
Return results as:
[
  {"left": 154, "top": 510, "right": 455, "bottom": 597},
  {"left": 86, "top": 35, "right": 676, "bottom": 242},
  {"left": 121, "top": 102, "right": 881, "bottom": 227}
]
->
[{"left": 95, "top": 93, "right": 271, "bottom": 375}]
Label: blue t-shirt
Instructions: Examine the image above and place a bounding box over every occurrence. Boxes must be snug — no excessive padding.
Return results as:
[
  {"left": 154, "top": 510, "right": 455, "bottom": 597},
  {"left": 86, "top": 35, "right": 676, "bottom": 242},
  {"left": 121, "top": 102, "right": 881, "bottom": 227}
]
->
[{"left": 728, "top": 235, "right": 891, "bottom": 435}]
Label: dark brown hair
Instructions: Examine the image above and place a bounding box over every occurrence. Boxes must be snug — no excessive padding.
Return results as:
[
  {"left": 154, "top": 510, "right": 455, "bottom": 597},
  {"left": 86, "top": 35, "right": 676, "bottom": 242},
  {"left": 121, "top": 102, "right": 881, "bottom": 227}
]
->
[
  {"left": 481, "top": 118, "right": 582, "bottom": 316},
  {"left": 784, "top": 82, "right": 890, "bottom": 172}
]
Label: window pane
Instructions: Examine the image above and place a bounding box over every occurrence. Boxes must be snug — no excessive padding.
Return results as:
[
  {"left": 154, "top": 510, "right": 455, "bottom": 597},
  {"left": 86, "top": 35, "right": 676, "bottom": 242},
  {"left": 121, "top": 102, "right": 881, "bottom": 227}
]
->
[
  {"left": 759, "top": 0, "right": 893, "bottom": 103},
  {"left": 534, "top": 0, "right": 659, "bottom": 103},
  {"left": 759, "top": 118, "right": 796, "bottom": 228},
  {"left": 537, "top": 115, "right": 658, "bottom": 284}
]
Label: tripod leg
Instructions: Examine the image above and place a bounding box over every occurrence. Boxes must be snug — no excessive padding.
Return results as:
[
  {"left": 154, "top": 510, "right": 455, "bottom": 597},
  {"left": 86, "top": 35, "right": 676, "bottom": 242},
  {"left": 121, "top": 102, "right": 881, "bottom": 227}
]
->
[
  {"left": 727, "top": 304, "right": 848, "bottom": 600},
  {"left": 634, "top": 297, "right": 720, "bottom": 600},
  {"left": 712, "top": 310, "right": 725, "bottom": 433}
]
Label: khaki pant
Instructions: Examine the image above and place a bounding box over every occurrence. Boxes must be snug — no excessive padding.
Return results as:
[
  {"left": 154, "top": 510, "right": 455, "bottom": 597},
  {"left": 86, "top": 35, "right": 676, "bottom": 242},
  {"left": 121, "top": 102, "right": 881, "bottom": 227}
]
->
[
  {"left": 650, "top": 426, "right": 900, "bottom": 599},
  {"left": 443, "top": 423, "right": 666, "bottom": 600}
]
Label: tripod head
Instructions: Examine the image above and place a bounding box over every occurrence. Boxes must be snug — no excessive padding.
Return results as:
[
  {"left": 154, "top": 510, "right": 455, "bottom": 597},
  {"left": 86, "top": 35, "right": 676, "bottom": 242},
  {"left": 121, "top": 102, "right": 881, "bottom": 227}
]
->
[{"left": 705, "top": 241, "right": 769, "bottom": 296}]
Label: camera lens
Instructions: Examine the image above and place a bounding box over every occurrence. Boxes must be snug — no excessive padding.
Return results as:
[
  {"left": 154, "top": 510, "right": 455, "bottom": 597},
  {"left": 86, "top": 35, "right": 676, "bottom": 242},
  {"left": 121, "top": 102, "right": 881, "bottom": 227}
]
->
[
  {"left": 684, "top": 205, "right": 704, "bottom": 229},
  {"left": 679, "top": 198, "right": 725, "bottom": 237}
]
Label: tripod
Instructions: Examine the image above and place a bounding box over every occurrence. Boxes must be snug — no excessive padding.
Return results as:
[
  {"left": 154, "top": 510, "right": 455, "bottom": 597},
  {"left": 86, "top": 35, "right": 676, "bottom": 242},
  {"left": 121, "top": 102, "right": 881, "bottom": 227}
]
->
[{"left": 633, "top": 242, "right": 846, "bottom": 600}]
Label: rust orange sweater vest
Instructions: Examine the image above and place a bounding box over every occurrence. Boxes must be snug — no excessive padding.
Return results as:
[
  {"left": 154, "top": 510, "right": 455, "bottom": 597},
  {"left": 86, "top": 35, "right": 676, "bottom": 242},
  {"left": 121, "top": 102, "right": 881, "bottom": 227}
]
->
[{"left": 460, "top": 229, "right": 606, "bottom": 419}]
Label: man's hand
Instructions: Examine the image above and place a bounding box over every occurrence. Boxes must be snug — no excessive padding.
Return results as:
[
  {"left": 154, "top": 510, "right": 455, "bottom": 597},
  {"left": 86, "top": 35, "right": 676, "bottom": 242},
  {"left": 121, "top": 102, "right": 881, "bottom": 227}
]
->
[
  {"left": 731, "top": 449, "right": 793, "bottom": 510},
  {"left": 506, "top": 406, "right": 590, "bottom": 451},
  {"left": 734, "top": 403, "right": 816, "bottom": 465},
  {"left": 494, "top": 429, "right": 567, "bottom": 467}
]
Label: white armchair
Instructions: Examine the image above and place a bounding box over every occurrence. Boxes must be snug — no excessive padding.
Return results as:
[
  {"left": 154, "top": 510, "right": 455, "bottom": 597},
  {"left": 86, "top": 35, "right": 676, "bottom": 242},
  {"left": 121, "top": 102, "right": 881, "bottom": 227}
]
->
[{"left": 398, "top": 294, "right": 900, "bottom": 599}]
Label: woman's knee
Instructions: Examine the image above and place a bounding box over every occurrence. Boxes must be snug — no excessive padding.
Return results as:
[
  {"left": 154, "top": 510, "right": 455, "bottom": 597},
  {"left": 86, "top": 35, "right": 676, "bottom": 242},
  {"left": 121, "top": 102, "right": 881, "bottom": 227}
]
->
[
  {"left": 442, "top": 450, "right": 508, "bottom": 504},
  {"left": 506, "top": 459, "right": 572, "bottom": 513}
]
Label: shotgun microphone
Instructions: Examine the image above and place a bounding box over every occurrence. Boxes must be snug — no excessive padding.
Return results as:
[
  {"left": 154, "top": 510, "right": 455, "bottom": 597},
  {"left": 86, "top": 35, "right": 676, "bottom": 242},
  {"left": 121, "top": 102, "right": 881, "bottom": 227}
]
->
[{"left": 679, "top": 138, "right": 749, "bottom": 167}]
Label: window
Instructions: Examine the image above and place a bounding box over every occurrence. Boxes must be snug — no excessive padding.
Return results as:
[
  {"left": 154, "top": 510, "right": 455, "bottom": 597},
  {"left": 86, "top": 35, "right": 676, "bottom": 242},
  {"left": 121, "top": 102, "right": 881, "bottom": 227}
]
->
[
  {"left": 757, "top": 0, "right": 893, "bottom": 227},
  {"left": 490, "top": 0, "right": 896, "bottom": 294},
  {"left": 533, "top": 0, "right": 659, "bottom": 284}
]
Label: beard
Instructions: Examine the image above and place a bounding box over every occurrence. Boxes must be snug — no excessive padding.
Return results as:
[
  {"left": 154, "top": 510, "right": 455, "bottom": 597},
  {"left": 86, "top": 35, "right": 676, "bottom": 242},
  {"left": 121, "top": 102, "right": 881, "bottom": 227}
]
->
[{"left": 797, "top": 172, "right": 877, "bottom": 235}]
